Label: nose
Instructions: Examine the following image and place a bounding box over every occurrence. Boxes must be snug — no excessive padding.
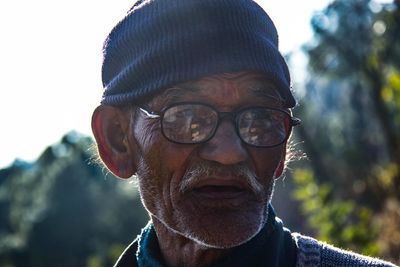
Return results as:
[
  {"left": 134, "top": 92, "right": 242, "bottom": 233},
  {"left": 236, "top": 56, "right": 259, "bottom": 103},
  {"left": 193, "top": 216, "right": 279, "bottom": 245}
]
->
[{"left": 198, "top": 120, "right": 248, "bottom": 165}]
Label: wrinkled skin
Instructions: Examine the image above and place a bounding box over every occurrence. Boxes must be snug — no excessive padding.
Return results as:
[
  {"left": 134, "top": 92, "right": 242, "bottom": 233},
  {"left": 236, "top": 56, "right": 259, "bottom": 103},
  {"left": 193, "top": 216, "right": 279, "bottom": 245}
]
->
[
  {"left": 92, "top": 71, "right": 288, "bottom": 267},
  {"left": 129, "top": 72, "right": 287, "bottom": 266}
]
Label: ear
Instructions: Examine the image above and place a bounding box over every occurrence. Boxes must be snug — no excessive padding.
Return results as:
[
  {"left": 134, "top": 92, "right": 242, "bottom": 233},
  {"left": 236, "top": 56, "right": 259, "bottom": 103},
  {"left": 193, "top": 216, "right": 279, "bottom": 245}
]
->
[
  {"left": 274, "top": 145, "right": 287, "bottom": 178},
  {"left": 91, "top": 105, "right": 137, "bottom": 178}
]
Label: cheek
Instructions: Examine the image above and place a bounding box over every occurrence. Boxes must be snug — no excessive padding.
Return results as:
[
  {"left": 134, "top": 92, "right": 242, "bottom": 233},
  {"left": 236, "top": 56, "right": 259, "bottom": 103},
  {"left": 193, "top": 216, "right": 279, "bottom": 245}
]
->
[
  {"left": 133, "top": 122, "right": 197, "bottom": 210},
  {"left": 249, "top": 146, "right": 284, "bottom": 180},
  {"left": 134, "top": 118, "right": 195, "bottom": 170},
  {"left": 137, "top": 144, "right": 198, "bottom": 224},
  {"left": 158, "top": 142, "right": 197, "bottom": 201},
  {"left": 133, "top": 119, "right": 160, "bottom": 152}
]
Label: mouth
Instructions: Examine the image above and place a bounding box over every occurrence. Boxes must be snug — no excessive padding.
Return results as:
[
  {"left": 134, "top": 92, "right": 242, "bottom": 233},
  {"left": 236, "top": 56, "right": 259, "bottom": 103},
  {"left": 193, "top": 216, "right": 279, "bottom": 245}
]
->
[
  {"left": 190, "top": 178, "right": 249, "bottom": 199},
  {"left": 193, "top": 185, "right": 247, "bottom": 199}
]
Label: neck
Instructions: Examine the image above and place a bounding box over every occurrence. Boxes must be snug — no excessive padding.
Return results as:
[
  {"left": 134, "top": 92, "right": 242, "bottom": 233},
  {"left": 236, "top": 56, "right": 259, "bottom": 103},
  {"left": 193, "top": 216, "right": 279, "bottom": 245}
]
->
[{"left": 152, "top": 217, "right": 231, "bottom": 267}]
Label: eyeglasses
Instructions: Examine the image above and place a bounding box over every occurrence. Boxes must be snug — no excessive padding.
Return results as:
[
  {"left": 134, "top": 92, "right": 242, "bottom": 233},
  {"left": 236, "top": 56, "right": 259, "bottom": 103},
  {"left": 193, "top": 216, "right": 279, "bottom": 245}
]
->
[{"left": 139, "top": 103, "right": 300, "bottom": 147}]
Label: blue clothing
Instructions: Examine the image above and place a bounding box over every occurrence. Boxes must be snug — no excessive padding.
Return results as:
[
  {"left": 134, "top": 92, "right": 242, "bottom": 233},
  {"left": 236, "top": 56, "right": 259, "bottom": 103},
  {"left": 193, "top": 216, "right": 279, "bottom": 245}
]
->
[
  {"left": 113, "top": 208, "right": 396, "bottom": 267},
  {"left": 293, "top": 234, "right": 397, "bottom": 267},
  {"left": 134, "top": 210, "right": 297, "bottom": 267}
]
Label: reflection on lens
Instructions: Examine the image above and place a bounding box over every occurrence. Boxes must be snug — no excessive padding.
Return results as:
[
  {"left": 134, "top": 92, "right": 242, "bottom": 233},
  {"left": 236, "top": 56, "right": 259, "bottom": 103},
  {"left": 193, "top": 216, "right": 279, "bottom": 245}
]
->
[
  {"left": 161, "top": 104, "right": 290, "bottom": 146},
  {"left": 162, "top": 104, "right": 218, "bottom": 143},
  {"left": 238, "top": 108, "right": 288, "bottom": 147}
]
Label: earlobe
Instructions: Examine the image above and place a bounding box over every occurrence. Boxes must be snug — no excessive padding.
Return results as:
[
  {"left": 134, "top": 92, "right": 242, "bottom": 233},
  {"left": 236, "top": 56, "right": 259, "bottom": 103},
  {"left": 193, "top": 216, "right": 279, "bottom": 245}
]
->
[{"left": 91, "top": 105, "right": 137, "bottom": 178}]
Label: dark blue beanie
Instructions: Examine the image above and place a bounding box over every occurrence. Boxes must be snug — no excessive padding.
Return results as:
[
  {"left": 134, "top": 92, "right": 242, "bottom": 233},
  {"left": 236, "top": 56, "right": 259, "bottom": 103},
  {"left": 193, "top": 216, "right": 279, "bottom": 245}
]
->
[{"left": 101, "top": 0, "right": 296, "bottom": 108}]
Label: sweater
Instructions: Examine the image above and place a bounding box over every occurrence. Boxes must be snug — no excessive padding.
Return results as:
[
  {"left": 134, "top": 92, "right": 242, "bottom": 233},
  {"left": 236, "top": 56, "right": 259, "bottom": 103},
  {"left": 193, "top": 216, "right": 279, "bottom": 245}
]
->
[
  {"left": 293, "top": 234, "right": 397, "bottom": 267},
  {"left": 114, "top": 233, "right": 397, "bottom": 267},
  {"left": 114, "top": 218, "right": 397, "bottom": 267}
]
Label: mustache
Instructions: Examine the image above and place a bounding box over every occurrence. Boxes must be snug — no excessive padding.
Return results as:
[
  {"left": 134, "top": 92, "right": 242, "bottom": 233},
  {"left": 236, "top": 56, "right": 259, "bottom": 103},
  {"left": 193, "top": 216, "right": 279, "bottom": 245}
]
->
[{"left": 179, "top": 161, "right": 264, "bottom": 196}]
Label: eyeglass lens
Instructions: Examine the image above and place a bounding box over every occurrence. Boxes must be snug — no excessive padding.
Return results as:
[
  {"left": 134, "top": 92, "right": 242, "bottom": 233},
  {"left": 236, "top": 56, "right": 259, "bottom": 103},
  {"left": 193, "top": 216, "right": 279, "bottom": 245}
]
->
[
  {"left": 161, "top": 104, "right": 289, "bottom": 147},
  {"left": 238, "top": 107, "right": 287, "bottom": 146}
]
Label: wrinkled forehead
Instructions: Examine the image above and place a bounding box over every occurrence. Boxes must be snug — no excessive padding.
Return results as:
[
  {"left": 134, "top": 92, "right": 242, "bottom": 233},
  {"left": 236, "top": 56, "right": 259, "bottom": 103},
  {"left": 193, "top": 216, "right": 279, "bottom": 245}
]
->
[{"left": 149, "top": 71, "right": 285, "bottom": 108}]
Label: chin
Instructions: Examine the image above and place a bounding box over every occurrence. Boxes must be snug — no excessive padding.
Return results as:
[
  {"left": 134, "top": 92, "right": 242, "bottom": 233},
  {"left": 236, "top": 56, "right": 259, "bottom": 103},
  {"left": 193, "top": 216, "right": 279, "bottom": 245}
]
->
[
  {"left": 163, "top": 182, "right": 276, "bottom": 249},
  {"left": 174, "top": 204, "right": 270, "bottom": 249},
  {"left": 187, "top": 223, "right": 266, "bottom": 249}
]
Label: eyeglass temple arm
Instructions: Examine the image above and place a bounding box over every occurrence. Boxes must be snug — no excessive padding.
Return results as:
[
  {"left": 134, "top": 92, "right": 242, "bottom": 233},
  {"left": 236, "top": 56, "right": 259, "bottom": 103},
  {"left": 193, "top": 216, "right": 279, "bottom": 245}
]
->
[
  {"left": 140, "top": 106, "right": 301, "bottom": 127},
  {"left": 140, "top": 107, "right": 160, "bottom": 119},
  {"left": 291, "top": 117, "right": 301, "bottom": 126}
]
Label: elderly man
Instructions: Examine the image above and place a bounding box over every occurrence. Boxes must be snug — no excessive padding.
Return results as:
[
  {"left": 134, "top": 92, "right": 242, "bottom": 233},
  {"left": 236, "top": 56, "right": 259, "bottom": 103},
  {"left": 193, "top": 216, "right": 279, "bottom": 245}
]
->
[{"left": 91, "top": 0, "right": 396, "bottom": 266}]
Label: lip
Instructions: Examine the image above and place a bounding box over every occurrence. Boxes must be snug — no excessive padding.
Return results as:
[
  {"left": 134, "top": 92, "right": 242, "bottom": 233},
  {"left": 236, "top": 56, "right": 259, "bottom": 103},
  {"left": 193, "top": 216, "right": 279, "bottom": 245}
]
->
[{"left": 190, "top": 177, "right": 249, "bottom": 199}]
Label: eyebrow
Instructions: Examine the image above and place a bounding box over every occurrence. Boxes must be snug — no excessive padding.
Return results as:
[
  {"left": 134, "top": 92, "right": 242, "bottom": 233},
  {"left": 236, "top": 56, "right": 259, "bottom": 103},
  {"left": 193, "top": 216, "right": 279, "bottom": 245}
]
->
[
  {"left": 159, "top": 85, "right": 199, "bottom": 102},
  {"left": 158, "top": 82, "right": 285, "bottom": 105},
  {"left": 250, "top": 85, "right": 285, "bottom": 105}
]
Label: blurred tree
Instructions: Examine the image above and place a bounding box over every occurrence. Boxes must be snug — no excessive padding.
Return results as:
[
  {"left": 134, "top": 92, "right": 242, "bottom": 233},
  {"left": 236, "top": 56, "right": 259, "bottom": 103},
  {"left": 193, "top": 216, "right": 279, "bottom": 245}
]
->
[
  {"left": 1, "top": 0, "right": 399, "bottom": 265},
  {"left": 292, "top": 0, "right": 400, "bottom": 263},
  {"left": 0, "top": 132, "right": 148, "bottom": 267}
]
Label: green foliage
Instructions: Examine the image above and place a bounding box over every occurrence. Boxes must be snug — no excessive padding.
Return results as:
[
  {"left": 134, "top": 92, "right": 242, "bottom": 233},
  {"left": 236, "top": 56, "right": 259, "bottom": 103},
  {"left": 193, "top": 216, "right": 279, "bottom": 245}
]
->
[
  {"left": 292, "top": 169, "right": 380, "bottom": 256},
  {"left": 293, "top": 0, "right": 400, "bottom": 263},
  {"left": 0, "top": 132, "right": 148, "bottom": 267}
]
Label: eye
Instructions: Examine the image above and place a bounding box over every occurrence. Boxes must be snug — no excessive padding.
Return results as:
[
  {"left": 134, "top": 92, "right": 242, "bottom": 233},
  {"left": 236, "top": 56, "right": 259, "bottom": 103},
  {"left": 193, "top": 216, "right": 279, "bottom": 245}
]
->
[
  {"left": 270, "top": 111, "right": 286, "bottom": 122},
  {"left": 241, "top": 108, "right": 271, "bottom": 121},
  {"left": 164, "top": 106, "right": 194, "bottom": 123},
  {"left": 237, "top": 108, "right": 289, "bottom": 146},
  {"left": 161, "top": 103, "right": 218, "bottom": 143}
]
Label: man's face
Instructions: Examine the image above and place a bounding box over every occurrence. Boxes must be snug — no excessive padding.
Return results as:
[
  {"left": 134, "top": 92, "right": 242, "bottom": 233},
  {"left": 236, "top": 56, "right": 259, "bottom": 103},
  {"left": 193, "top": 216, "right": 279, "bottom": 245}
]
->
[{"left": 129, "top": 72, "right": 287, "bottom": 248}]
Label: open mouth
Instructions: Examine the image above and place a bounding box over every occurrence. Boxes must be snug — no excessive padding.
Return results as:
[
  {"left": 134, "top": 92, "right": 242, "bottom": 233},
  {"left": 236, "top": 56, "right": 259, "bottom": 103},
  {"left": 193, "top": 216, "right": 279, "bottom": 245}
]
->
[
  {"left": 193, "top": 185, "right": 247, "bottom": 199},
  {"left": 195, "top": 185, "right": 243, "bottom": 193}
]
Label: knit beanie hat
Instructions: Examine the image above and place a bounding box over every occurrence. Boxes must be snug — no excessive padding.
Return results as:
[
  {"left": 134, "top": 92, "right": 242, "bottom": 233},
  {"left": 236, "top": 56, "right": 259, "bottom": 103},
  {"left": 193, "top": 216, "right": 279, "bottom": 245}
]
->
[{"left": 101, "top": 0, "right": 296, "bottom": 108}]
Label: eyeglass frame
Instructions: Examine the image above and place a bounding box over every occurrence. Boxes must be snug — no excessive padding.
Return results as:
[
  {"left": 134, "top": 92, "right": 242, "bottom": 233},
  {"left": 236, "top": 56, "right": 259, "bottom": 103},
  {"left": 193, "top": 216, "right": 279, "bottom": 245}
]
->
[{"left": 139, "top": 102, "right": 301, "bottom": 148}]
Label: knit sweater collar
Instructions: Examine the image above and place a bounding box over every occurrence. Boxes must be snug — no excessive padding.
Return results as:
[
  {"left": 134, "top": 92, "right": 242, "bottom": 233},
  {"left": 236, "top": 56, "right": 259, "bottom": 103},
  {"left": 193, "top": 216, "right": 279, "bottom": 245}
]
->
[{"left": 136, "top": 205, "right": 297, "bottom": 267}]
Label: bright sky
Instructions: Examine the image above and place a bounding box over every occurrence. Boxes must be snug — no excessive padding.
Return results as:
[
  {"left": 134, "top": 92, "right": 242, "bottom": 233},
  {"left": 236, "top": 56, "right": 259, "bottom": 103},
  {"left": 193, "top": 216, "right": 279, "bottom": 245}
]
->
[{"left": 0, "top": 0, "right": 334, "bottom": 168}]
